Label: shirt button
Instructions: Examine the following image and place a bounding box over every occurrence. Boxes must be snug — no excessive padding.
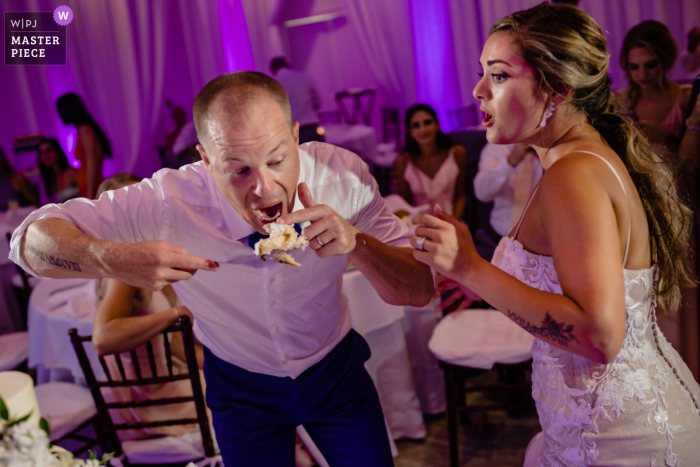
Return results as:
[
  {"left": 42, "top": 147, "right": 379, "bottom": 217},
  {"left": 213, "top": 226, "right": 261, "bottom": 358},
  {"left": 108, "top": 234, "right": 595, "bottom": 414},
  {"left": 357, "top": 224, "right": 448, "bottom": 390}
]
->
[
  {"left": 273, "top": 326, "right": 280, "bottom": 333},
  {"left": 270, "top": 300, "right": 276, "bottom": 307},
  {"left": 282, "top": 355, "right": 289, "bottom": 362},
  {"left": 270, "top": 277, "right": 276, "bottom": 284}
]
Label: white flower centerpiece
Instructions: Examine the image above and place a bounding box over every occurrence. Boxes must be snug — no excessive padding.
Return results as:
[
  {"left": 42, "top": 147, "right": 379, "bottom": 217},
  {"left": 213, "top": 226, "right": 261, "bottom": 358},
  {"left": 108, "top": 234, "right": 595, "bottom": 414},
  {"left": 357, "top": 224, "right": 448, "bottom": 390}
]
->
[{"left": 0, "top": 393, "right": 112, "bottom": 467}]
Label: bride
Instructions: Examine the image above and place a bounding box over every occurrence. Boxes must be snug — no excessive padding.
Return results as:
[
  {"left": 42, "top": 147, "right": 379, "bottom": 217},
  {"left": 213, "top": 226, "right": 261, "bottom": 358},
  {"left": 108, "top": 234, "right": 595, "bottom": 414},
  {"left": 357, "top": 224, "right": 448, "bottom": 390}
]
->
[{"left": 413, "top": 4, "right": 700, "bottom": 466}]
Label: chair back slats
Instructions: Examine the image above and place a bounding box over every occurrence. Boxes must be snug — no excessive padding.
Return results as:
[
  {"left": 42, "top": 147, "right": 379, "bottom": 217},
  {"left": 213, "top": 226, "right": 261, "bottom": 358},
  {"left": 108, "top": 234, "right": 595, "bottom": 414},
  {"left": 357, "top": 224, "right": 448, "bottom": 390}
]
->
[
  {"left": 98, "top": 356, "right": 113, "bottom": 383},
  {"left": 113, "top": 418, "right": 199, "bottom": 431},
  {"left": 129, "top": 349, "right": 142, "bottom": 381},
  {"left": 114, "top": 353, "right": 127, "bottom": 381},
  {"left": 105, "top": 395, "right": 194, "bottom": 410},
  {"left": 145, "top": 340, "right": 158, "bottom": 378},
  {"left": 94, "top": 374, "right": 190, "bottom": 388},
  {"left": 181, "top": 318, "right": 216, "bottom": 458},
  {"left": 163, "top": 333, "right": 174, "bottom": 377},
  {"left": 69, "top": 329, "right": 123, "bottom": 457},
  {"left": 69, "top": 316, "right": 215, "bottom": 462}
]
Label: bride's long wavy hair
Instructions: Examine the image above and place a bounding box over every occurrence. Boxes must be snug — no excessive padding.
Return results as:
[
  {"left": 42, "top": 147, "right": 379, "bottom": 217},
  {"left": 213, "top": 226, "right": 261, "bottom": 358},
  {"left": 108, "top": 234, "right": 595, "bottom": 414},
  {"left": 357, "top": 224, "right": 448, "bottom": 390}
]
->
[{"left": 491, "top": 3, "right": 695, "bottom": 315}]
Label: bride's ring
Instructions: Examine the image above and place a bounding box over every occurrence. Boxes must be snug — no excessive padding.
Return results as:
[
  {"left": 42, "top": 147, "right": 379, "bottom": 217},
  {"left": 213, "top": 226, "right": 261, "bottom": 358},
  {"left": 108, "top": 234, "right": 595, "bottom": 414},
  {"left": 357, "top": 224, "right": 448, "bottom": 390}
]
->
[
  {"left": 317, "top": 236, "right": 325, "bottom": 247},
  {"left": 416, "top": 237, "right": 427, "bottom": 251}
]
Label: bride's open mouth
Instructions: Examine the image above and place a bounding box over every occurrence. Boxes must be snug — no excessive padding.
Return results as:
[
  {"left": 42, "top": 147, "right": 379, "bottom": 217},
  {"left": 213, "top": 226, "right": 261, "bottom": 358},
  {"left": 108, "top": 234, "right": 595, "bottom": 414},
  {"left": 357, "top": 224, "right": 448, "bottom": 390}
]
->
[{"left": 254, "top": 202, "right": 283, "bottom": 223}]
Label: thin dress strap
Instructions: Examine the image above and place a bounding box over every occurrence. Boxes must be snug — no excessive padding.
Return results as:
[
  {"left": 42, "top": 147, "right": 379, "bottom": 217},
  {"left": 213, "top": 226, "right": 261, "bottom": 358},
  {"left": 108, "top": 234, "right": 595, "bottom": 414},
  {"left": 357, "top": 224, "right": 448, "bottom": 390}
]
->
[
  {"left": 512, "top": 151, "right": 631, "bottom": 268},
  {"left": 512, "top": 181, "right": 541, "bottom": 239},
  {"left": 575, "top": 151, "right": 631, "bottom": 268}
]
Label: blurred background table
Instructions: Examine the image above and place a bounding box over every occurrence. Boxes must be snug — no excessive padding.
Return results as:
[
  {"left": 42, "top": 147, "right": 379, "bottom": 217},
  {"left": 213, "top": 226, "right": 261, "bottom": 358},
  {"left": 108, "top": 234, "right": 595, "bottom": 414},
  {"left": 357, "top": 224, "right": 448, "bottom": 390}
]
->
[
  {"left": 323, "top": 124, "right": 378, "bottom": 165},
  {"left": 27, "top": 278, "right": 100, "bottom": 384},
  {"left": 0, "top": 206, "right": 37, "bottom": 334}
]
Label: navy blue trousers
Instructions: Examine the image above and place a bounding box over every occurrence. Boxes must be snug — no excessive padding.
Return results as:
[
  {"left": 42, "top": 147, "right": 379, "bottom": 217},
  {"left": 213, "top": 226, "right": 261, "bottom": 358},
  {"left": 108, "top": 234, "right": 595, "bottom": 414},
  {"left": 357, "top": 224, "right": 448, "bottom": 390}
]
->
[{"left": 203, "top": 330, "right": 394, "bottom": 466}]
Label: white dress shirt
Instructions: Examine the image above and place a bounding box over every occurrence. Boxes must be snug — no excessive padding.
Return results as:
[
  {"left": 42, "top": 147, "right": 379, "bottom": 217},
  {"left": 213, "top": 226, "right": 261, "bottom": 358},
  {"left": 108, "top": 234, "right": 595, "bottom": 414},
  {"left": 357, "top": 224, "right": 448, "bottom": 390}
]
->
[
  {"left": 275, "top": 68, "right": 321, "bottom": 126},
  {"left": 10, "top": 142, "right": 412, "bottom": 378},
  {"left": 473, "top": 143, "right": 543, "bottom": 237}
]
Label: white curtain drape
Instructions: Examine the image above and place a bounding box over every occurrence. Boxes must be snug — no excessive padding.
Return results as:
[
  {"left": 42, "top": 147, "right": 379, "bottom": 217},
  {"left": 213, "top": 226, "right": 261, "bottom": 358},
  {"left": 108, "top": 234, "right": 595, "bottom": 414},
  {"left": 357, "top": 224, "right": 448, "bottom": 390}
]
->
[
  {"left": 341, "top": 0, "right": 417, "bottom": 109},
  {"left": 448, "top": 0, "right": 699, "bottom": 111},
  {"left": 0, "top": 0, "right": 232, "bottom": 178},
  {"left": 239, "top": 0, "right": 286, "bottom": 72}
]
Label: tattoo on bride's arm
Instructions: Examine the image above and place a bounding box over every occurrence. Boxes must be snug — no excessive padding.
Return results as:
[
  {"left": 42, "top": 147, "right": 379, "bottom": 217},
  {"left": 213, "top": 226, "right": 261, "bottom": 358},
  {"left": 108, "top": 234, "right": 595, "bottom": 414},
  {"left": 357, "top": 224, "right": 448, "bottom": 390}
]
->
[
  {"left": 27, "top": 246, "right": 81, "bottom": 272},
  {"left": 506, "top": 310, "right": 579, "bottom": 347}
]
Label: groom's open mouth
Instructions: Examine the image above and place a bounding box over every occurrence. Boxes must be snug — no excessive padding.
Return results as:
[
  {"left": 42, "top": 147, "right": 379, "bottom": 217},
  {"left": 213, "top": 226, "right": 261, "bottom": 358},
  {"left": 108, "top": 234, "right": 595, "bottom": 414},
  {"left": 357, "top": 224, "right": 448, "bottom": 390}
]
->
[{"left": 254, "top": 202, "right": 283, "bottom": 224}]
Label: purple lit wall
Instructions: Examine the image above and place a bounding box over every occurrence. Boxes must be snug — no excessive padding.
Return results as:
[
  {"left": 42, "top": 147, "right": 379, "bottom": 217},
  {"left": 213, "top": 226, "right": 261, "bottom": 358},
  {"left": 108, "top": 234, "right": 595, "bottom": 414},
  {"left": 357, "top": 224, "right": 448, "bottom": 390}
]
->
[
  {"left": 217, "top": 0, "right": 255, "bottom": 72},
  {"left": 409, "top": 0, "right": 461, "bottom": 131}
]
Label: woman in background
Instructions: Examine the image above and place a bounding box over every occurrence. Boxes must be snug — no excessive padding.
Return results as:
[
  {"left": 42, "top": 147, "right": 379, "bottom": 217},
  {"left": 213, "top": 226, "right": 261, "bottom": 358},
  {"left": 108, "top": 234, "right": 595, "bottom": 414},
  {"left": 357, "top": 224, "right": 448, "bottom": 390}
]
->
[
  {"left": 395, "top": 104, "right": 468, "bottom": 221},
  {"left": 413, "top": 4, "right": 700, "bottom": 464},
  {"left": 615, "top": 20, "right": 700, "bottom": 162},
  {"left": 616, "top": 20, "right": 700, "bottom": 374},
  {"left": 56, "top": 93, "right": 112, "bottom": 199},
  {"left": 0, "top": 146, "right": 38, "bottom": 209},
  {"left": 37, "top": 138, "right": 79, "bottom": 203}
]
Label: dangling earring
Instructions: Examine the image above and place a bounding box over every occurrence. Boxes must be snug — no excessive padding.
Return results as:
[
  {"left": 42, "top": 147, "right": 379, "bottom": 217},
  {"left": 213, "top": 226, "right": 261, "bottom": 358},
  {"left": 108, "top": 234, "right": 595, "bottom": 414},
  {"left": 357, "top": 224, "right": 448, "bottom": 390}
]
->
[{"left": 540, "top": 101, "right": 556, "bottom": 128}]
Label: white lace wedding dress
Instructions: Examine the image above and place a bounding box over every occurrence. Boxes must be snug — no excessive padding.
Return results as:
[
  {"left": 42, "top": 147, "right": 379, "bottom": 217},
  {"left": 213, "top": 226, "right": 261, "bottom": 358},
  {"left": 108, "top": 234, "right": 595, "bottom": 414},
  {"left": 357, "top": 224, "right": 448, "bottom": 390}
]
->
[{"left": 491, "top": 152, "right": 700, "bottom": 467}]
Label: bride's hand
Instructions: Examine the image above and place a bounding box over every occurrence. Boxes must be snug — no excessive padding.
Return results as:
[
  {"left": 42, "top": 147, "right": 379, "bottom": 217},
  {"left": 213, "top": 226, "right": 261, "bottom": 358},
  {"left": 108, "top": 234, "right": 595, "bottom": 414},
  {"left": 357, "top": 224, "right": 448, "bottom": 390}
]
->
[{"left": 410, "top": 205, "right": 481, "bottom": 282}]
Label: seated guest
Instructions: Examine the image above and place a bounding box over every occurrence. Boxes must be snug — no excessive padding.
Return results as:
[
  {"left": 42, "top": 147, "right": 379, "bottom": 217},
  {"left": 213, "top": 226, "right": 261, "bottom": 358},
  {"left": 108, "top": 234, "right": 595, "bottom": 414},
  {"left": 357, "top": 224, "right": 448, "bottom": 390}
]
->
[
  {"left": 473, "top": 143, "right": 543, "bottom": 259},
  {"left": 394, "top": 104, "right": 468, "bottom": 220},
  {"left": 0, "top": 146, "right": 38, "bottom": 209},
  {"left": 91, "top": 173, "right": 206, "bottom": 441},
  {"left": 37, "top": 138, "right": 79, "bottom": 203}
]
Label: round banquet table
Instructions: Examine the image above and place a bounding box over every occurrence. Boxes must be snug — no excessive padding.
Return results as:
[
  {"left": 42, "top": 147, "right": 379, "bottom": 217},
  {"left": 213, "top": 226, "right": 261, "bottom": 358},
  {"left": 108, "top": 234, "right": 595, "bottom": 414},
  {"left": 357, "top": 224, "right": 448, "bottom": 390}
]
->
[
  {"left": 323, "top": 124, "right": 378, "bottom": 165},
  {"left": 0, "top": 206, "right": 38, "bottom": 334},
  {"left": 27, "top": 277, "right": 102, "bottom": 384}
]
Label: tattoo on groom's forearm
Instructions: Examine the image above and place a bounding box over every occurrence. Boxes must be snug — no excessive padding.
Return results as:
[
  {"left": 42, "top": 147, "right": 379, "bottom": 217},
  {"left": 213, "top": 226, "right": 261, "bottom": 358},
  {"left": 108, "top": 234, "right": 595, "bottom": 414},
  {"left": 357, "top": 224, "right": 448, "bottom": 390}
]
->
[
  {"left": 506, "top": 310, "right": 579, "bottom": 347},
  {"left": 28, "top": 246, "right": 81, "bottom": 272}
]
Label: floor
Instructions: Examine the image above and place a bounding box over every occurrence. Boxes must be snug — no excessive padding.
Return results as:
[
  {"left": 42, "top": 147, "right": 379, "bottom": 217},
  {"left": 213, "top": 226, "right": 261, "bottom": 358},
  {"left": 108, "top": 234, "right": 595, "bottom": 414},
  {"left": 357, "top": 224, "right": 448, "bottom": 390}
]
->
[
  {"left": 393, "top": 369, "right": 541, "bottom": 467},
  {"left": 394, "top": 409, "right": 540, "bottom": 467}
]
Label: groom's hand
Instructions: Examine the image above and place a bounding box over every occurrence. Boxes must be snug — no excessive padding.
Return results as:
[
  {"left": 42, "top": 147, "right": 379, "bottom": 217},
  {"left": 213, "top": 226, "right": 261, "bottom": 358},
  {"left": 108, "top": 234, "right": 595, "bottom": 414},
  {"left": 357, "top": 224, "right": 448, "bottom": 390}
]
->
[{"left": 277, "top": 182, "right": 360, "bottom": 258}]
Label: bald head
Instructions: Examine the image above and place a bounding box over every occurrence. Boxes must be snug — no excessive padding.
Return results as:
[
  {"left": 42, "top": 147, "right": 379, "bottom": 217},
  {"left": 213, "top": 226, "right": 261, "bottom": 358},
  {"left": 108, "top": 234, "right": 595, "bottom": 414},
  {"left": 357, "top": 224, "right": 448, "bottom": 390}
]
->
[{"left": 193, "top": 71, "right": 292, "bottom": 146}]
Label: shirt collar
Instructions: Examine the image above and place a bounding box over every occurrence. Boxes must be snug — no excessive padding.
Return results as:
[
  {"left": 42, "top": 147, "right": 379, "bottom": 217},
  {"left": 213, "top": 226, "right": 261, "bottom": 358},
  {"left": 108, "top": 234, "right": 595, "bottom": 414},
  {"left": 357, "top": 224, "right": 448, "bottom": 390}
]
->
[{"left": 213, "top": 146, "right": 312, "bottom": 241}]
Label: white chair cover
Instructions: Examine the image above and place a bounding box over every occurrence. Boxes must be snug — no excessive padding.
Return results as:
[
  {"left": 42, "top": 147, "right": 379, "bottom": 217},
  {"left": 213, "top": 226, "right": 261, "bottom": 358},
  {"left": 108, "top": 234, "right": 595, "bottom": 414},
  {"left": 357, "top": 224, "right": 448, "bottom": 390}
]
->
[
  {"left": 429, "top": 309, "right": 534, "bottom": 369},
  {"left": 35, "top": 382, "right": 97, "bottom": 441},
  {"left": 0, "top": 331, "right": 29, "bottom": 371}
]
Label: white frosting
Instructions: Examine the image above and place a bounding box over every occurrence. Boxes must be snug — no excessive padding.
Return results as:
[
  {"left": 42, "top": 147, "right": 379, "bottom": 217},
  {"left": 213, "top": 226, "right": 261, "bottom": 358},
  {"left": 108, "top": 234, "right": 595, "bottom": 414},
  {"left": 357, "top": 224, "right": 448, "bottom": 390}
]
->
[
  {"left": 254, "top": 223, "right": 309, "bottom": 257},
  {"left": 0, "top": 371, "right": 40, "bottom": 426}
]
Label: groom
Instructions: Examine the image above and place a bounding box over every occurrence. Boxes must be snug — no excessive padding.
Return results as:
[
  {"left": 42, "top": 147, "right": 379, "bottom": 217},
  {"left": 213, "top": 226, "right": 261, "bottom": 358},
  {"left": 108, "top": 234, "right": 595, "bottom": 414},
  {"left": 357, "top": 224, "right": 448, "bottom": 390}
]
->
[{"left": 10, "top": 71, "right": 434, "bottom": 465}]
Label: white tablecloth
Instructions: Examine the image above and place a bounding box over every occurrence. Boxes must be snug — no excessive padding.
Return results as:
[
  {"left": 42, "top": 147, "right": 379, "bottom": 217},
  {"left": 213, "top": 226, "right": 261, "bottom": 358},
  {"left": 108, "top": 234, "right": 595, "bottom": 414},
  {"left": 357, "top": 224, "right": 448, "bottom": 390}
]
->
[
  {"left": 0, "top": 206, "right": 37, "bottom": 334},
  {"left": 27, "top": 278, "right": 101, "bottom": 383},
  {"left": 323, "top": 124, "right": 378, "bottom": 165},
  {"left": 342, "top": 269, "right": 436, "bottom": 440}
]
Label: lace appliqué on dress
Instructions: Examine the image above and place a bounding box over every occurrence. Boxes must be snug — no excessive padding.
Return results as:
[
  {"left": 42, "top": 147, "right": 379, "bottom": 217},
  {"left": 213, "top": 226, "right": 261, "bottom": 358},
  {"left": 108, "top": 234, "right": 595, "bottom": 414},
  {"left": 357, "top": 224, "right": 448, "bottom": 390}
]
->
[{"left": 492, "top": 237, "right": 699, "bottom": 467}]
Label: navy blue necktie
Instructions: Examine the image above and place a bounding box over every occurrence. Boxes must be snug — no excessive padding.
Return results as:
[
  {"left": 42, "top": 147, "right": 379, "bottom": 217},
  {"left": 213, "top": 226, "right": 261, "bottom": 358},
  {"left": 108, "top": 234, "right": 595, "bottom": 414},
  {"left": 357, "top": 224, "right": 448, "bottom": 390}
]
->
[{"left": 247, "top": 223, "right": 303, "bottom": 249}]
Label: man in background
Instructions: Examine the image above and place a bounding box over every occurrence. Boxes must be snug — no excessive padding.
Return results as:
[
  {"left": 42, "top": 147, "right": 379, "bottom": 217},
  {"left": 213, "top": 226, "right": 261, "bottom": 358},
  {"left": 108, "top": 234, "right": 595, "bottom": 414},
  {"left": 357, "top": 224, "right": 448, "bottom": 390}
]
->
[{"left": 271, "top": 57, "right": 324, "bottom": 144}]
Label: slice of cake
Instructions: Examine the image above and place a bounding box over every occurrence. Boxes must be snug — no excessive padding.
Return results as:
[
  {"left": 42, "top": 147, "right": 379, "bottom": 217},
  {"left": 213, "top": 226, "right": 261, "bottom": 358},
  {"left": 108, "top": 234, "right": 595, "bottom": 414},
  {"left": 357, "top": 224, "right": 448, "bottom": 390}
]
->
[{"left": 254, "top": 223, "right": 309, "bottom": 267}]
